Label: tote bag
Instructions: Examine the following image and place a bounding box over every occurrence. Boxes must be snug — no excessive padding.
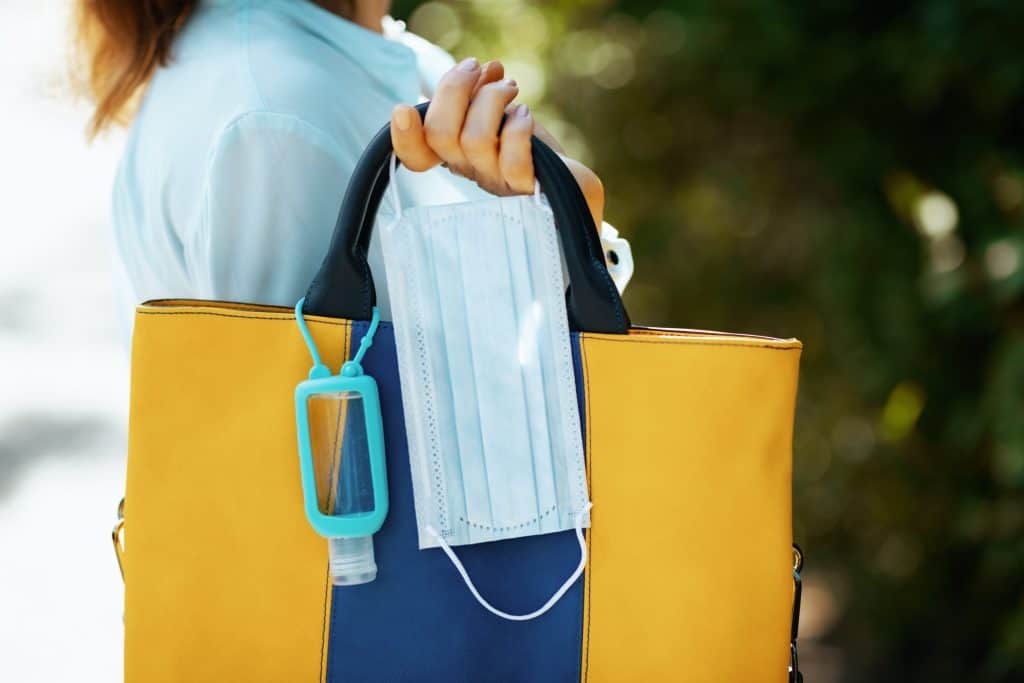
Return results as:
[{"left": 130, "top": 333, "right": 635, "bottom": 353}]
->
[{"left": 121, "top": 103, "right": 803, "bottom": 682}]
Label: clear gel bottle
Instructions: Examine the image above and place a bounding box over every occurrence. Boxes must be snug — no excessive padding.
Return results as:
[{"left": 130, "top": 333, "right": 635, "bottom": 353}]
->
[{"left": 309, "top": 390, "right": 378, "bottom": 585}]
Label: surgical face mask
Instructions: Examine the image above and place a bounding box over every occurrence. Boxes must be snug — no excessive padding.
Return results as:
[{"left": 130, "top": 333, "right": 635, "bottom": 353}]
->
[{"left": 380, "top": 155, "right": 591, "bottom": 621}]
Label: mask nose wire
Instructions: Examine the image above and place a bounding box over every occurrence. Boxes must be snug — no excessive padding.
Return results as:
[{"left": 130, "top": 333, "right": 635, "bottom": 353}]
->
[{"left": 424, "top": 502, "right": 593, "bottom": 622}]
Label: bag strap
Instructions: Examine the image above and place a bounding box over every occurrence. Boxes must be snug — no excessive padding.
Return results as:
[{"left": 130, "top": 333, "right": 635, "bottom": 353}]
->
[{"left": 302, "top": 101, "right": 630, "bottom": 334}]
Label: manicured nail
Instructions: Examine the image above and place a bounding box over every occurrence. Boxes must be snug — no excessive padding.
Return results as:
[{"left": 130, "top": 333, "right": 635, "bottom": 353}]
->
[
  {"left": 394, "top": 106, "right": 412, "bottom": 131},
  {"left": 457, "top": 57, "right": 480, "bottom": 72},
  {"left": 516, "top": 103, "right": 530, "bottom": 118}
]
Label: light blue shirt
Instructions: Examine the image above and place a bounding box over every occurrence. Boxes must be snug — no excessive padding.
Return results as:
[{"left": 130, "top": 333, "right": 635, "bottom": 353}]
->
[{"left": 112, "top": 0, "right": 632, "bottom": 343}]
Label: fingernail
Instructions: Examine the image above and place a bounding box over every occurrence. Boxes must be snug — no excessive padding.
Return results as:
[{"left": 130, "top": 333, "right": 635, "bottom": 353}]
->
[
  {"left": 516, "top": 103, "right": 530, "bottom": 118},
  {"left": 394, "top": 106, "right": 412, "bottom": 131},
  {"left": 457, "top": 57, "right": 479, "bottom": 72},
  {"left": 505, "top": 78, "right": 518, "bottom": 87}
]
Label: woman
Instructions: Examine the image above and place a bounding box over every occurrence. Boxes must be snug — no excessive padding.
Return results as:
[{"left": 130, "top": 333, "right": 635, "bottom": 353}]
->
[{"left": 75, "top": 0, "right": 632, "bottom": 340}]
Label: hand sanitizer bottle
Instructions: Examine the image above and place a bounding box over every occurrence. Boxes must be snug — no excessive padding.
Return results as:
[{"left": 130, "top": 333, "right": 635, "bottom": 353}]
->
[
  {"left": 313, "top": 388, "right": 379, "bottom": 585},
  {"left": 294, "top": 303, "right": 389, "bottom": 586}
]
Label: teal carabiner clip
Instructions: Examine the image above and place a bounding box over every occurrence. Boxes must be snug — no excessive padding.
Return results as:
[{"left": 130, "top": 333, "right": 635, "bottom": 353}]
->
[{"left": 294, "top": 299, "right": 388, "bottom": 585}]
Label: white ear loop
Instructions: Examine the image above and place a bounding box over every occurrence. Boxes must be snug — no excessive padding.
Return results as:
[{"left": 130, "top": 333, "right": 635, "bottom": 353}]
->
[
  {"left": 532, "top": 178, "right": 544, "bottom": 208},
  {"left": 387, "top": 151, "right": 403, "bottom": 218},
  {"left": 424, "top": 502, "right": 592, "bottom": 622}
]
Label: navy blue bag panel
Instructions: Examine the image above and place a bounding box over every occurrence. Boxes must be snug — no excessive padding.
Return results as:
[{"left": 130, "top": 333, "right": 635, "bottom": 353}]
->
[{"left": 325, "top": 322, "right": 587, "bottom": 683}]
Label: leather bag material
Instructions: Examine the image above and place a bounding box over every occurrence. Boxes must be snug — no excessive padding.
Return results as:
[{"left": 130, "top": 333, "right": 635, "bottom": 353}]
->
[
  {"left": 578, "top": 331, "right": 801, "bottom": 682},
  {"left": 124, "top": 300, "right": 800, "bottom": 682}
]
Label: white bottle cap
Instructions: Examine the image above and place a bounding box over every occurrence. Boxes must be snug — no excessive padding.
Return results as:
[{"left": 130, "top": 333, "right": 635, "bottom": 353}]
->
[{"left": 328, "top": 536, "right": 377, "bottom": 585}]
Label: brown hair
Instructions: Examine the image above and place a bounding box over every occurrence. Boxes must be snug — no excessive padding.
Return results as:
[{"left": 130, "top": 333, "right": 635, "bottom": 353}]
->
[{"left": 74, "top": 0, "right": 198, "bottom": 137}]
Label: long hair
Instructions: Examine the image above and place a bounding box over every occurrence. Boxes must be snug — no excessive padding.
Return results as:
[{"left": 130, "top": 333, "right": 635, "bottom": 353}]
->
[{"left": 73, "top": 0, "right": 198, "bottom": 138}]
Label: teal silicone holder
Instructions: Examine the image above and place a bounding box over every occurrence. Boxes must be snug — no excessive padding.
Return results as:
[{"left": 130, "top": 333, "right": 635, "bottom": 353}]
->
[{"left": 294, "top": 299, "right": 389, "bottom": 538}]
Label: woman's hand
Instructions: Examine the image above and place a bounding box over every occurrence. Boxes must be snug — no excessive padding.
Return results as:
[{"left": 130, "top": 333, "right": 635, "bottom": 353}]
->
[{"left": 390, "top": 57, "right": 605, "bottom": 227}]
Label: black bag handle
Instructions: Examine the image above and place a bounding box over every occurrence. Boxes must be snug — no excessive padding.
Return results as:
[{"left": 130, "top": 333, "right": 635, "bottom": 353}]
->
[{"left": 303, "top": 101, "right": 630, "bottom": 334}]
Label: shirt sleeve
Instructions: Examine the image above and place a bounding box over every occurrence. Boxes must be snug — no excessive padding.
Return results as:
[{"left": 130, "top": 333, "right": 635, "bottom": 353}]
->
[{"left": 185, "top": 111, "right": 356, "bottom": 306}]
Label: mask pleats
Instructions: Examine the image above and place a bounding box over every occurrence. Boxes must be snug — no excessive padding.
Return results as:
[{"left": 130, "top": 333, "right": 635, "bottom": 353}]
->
[
  {"left": 381, "top": 193, "right": 589, "bottom": 550},
  {"left": 454, "top": 208, "right": 539, "bottom": 541}
]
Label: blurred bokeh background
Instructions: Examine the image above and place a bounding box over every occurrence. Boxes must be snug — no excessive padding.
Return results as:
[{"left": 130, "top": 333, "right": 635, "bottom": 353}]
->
[
  {"left": 0, "top": 2, "right": 128, "bottom": 681},
  {"left": 2, "top": 0, "right": 1022, "bottom": 681}
]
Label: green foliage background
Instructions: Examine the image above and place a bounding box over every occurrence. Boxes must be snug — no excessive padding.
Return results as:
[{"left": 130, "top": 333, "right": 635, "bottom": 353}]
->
[{"left": 393, "top": 1, "right": 1024, "bottom": 681}]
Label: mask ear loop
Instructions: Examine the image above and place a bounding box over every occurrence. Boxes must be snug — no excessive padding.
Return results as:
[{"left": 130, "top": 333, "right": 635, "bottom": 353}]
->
[
  {"left": 532, "top": 178, "right": 546, "bottom": 209},
  {"left": 387, "top": 152, "right": 403, "bottom": 219},
  {"left": 425, "top": 502, "right": 592, "bottom": 622}
]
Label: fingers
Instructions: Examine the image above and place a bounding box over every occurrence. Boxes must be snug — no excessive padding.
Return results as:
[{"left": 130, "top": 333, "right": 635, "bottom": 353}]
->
[
  {"left": 498, "top": 103, "right": 535, "bottom": 194},
  {"left": 461, "top": 78, "right": 520, "bottom": 194},
  {"left": 423, "top": 56, "right": 481, "bottom": 177},
  {"left": 473, "top": 60, "right": 504, "bottom": 97},
  {"left": 390, "top": 60, "right": 507, "bottom": 175},
  {"left": 391, "top": 103, "right": 438, "bottom": 172},
  {"left": 394, "top": 57, "right": 547, "bottom": 199}
]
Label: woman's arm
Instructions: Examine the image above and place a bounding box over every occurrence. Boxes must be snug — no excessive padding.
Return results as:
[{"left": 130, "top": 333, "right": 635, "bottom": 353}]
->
[{"left": 390, "top": 58, "right": 607, "bottom": 228}]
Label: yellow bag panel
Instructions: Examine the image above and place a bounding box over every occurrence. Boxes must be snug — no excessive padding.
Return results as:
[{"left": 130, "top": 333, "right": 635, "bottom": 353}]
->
[
  {"left": 124, "top": 303, "right": 348, "bottom": 683},
  {"left": 579, "top": 331, "right": 801, "bottom": 683}
]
